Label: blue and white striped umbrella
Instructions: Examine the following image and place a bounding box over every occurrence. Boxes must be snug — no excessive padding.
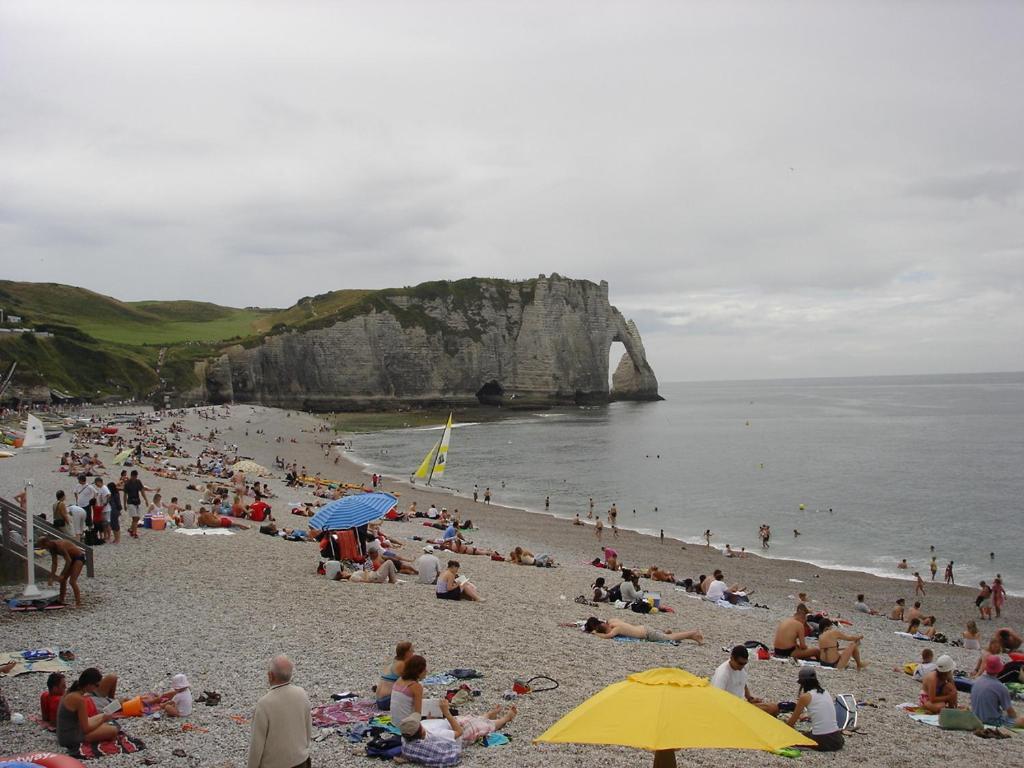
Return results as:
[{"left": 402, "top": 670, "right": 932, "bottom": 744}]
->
[{"left": 309, "top": 492, "right": 398, "bottom": 531}]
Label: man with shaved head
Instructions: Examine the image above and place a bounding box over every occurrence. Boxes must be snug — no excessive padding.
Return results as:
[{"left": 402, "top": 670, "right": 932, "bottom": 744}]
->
[{"left": 247, "top": 655, "right": 312, "bottom": 768}]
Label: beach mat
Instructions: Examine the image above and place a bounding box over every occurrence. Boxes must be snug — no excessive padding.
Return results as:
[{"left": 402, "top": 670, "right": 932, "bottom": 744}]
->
[
  {"left": 1, "top": 650, "right": 70, "bottom": 677},
  {"left": 897, "top": 703, "right": 940, "bottom": 727},
  {"left": 71, "top": 732, "right": 146, "bottom": 759},
  {"left": 312, "top": 699, "right": 379, "bottom": 727}
]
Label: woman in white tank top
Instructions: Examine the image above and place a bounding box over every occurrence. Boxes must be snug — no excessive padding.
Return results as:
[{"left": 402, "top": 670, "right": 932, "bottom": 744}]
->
[{"left": 786, "top": 668, "right": 843, "bottom": 751}]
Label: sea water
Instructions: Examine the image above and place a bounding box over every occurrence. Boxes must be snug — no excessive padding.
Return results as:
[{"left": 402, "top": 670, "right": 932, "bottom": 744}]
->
[{"left": 348, "top": 372, "right": 1024, "bottom": 595}]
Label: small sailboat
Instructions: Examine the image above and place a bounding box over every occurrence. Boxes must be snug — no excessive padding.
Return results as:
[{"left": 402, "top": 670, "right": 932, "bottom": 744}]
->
[
  {"left": 21, "top": 414, "right": 50, "bottom": 452},
  {"left": 412, "top": 413, "right": 453, "bottom": 486}
]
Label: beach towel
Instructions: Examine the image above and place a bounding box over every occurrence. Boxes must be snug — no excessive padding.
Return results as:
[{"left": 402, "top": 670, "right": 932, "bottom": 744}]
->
[
  {"left": 70, "top": 732, "right": 146, "bottom": 759},
  {"left": 614, "top": 636, "right": 680, "bottom": 646},
  {"left": 175, "top": 528, "right": 234, "bottom": 536},
  {"left": 311, "top": 699, "right": 379, "bottom": 727},
  {"left": 897, "top": 703, "right": 940, "bottom": 727},
  {"left": 422, "top": 674, "right": 458, "bottom": 686},
  {"left": 895, "top": 631, "right": 933, "bottom": 642},
  {"left": 0, "top": 651, "right": 70, "bottom": 677}
]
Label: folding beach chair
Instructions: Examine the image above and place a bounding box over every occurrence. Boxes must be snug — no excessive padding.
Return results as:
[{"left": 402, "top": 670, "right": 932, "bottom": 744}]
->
[{"left": 834, "top": 693, "right": 858, "bottom": 731}]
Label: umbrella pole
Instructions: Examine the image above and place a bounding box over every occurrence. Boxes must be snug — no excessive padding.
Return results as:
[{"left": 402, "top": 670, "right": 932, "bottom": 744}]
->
[{"left": 653, "top": 750, "right": 677, "bottom": 768}]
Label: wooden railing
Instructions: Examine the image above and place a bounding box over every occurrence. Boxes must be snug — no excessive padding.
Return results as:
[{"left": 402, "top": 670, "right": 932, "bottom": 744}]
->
[{"left": 0, "top": 496, "right": 94, "bottom": 581}]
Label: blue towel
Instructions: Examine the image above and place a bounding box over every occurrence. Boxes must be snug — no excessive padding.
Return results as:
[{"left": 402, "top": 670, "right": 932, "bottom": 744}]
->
[{"left": 482, "top": 733, "right": 510, "bottom": 747}]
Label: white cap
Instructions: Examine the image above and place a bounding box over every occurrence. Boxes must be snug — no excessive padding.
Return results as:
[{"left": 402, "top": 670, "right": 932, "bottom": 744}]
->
[{"left": 423, "top": 545, "right": 434, "bottom": 553}]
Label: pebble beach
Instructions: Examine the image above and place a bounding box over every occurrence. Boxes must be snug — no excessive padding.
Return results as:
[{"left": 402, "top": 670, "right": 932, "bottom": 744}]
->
[{"left": 1, "top": 405, "right": 1020, "bottom": 767}]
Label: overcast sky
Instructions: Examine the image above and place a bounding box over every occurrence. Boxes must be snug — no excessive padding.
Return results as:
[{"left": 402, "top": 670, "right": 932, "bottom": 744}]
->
[{"left": 2, "top": 1, "right": 1022, "bottom": 382}]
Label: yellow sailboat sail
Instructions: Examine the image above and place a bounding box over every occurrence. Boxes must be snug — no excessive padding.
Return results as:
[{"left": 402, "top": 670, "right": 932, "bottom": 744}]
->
[
  {"left": 414, "top": 438, "right": 441, "bottom": 481},
  {"left": 412, "top": 413, "right": 453, "bottom": 485},
  {"left": 432, "top": 413, "right": 453, "bottom": 481}
]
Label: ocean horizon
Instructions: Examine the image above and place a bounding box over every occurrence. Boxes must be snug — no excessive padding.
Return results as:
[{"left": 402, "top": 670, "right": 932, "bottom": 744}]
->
[{"left": 347, "top": 371, "right": 1024, "bottom": 596}]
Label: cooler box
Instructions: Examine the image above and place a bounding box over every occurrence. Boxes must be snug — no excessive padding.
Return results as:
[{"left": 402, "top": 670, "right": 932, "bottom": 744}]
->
[{"left": 150, "top": 516, "right": 167, "bottom": 530}]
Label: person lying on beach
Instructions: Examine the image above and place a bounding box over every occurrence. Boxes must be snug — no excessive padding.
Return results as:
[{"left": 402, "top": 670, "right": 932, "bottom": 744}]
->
[
  {"left": 197, "top": 508, "right": 250, "bottom": 529},
  {"left": 582, "top": 617, "right": 704, "bottom": 645},
  {"left": 592, "top": 577, "right": 609, "bottom": 602},
  {"left": 918, "top": 655, "right": 957, "bottom": 714},
  {"left": 711, "top": 645, "right": 779, "bottom": 715},
  {"left": 368, "top": 546, "right": 418, "bottom": 576},
  {"left": 435, "top": 560, "right": 482, "bottom": 601},
  {"left": 816, "top": 618, "right": 867, "bottom": 670},
  {"left": 39, "top": 536, "right": 86, "bottom": 608},
  {"left": 888, "top": 598, "right": 906, "bottom": 621},
  {"left": 647, "top": 565, "right": 675, "bottom": 582},
  {"left": 344, "top": 559, "right": 400, "bottom": 584},
  {"left": 441, "top": 539, "right": 495, "bottom": 557},
  {"left": 772, "top": 604, "right": 819, "bottom": 660},
  {"left": 509, "top": 546, "right": 535, "bottom": 565},
  {"left": 375, "top": 642, "right": 414, "bottom": 711},
  {"left": 398, "top": 701, "right": 518, "bottom": 764}
]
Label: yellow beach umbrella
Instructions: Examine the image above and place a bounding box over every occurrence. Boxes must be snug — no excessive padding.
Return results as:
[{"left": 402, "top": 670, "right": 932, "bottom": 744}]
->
[
  {"left": 232, "top": 460, "right": 271, "bottom": 476},
  {"left": 535, "top": 667, "right": 815, "bottom": 767},
  {"left": 113, "top": 449, "right": 133, "bottom": 465}
]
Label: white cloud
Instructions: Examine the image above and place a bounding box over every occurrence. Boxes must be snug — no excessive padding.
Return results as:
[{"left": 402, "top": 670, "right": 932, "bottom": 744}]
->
[{"left": 1, "top": 0, "right": 1022, "bottom": 380}]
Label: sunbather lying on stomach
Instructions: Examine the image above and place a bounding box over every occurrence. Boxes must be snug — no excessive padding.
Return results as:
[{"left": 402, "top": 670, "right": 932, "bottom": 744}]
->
[{"left": 583, "top": 617, "right": 703, "bottom": 645}]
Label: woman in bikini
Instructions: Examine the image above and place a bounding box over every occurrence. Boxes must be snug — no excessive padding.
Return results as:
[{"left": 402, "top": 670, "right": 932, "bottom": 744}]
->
[
  {"left": 40, "top": 536, "right": 86, "bottom": 607},
  {"left": 816, "top": 618, "right": 867, "bottom": 670},
  {"left": 583, "top": 617, "right": 704, "bottom": 645},
  {"left": 376, "top": 641, "right": 413, "bottom": 710}
]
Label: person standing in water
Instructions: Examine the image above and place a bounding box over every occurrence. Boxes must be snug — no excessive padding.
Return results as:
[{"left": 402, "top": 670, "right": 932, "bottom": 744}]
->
[
  {"left": 930, "top": 557, "right": 938, "bottom": 581},
  {"left": 945, "top": 561, "right": 955, "bottom": 585}
]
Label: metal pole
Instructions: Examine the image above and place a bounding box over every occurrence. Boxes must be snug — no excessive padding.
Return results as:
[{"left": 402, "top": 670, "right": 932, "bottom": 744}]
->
[{"left": 22, "top": 479, "right": 41, "bottom": 597}]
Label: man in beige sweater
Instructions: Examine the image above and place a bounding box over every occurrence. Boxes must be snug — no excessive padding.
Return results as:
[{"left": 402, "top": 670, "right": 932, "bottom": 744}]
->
[{"left": 247, "top": 655, "right": 312, "bottom": 768}]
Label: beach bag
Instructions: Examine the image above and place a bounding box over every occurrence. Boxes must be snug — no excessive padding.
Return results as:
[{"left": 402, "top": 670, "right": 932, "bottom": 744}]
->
[
  {"left": 366, "top": 734, "right": 402, "bottom": 758},
  {"left": 834, "top": 694, "right": 858, "bottom": 731},
  {"left": 449, "top": 669, "right": 483, "bottom": 680},
  {"left": 630, "top": 599, "right": 653, "bottom": 614},
  {"left": 512, "top": 676, "right": 559, "bottom": 695},
  {"left": 939, "top": 708, "right": 982, "bottom": 731}
]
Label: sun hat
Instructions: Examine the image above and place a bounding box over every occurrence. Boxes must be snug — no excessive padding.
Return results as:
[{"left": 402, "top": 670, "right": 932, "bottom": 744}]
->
[
  {"left": 935, "top": 654, "right": 955, "bottom": 673},
  {"left": 423, "top": 544, "right": 434, "bottom": 553},
  {"left": 172, "top": 673, "right": 190, "bottom": 689},
  {"left": 985, "top": 655, "right": 1004, "bottom": 676},
  {"left": 399, "top": 713, "right": 422, "bottom": 738},
  {"left": 797, "top": 666, "right": 818, "bottom": 682}
]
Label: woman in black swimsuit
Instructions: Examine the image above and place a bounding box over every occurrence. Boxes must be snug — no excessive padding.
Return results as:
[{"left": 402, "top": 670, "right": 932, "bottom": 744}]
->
[{"left": 40, "top": 536, "right": 86, "bottom": 607}]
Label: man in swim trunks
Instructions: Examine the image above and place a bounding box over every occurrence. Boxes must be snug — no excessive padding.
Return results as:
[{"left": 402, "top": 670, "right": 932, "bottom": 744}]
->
[
  {"left": 772, "top": 603, "right": 819, "bottom": 660},
  {"left": 583, "top": 617, "right": 703, "bottom": 645},
  {"left": 39, "top": 536, "right": 86, "bottom": 607},
  {"left": 198, "top": 508, "right": 249, "bottom": 529}
]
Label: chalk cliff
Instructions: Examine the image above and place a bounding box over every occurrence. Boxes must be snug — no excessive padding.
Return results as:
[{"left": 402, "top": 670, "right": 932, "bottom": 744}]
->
[{"left": 194, "top": 275, "right": 661, "bottom": 410}]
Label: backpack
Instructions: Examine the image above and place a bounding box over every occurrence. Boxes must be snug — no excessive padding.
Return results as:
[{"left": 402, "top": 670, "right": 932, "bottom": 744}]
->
[
  {"left": 833, "top": 694, "right": 858, "bottom": 731},
  {"left": 366, "top": 734, "right": 402, "bottom": 758},
  {"left": 630, "top": 599, "right": 653, "bottom": 614}
]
